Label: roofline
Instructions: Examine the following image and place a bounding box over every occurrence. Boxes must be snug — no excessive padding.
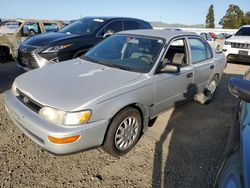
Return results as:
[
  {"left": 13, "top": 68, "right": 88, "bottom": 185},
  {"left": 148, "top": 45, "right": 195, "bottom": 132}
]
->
[{"left": 80, "top": 16, "right": 148, "bottom": 22}]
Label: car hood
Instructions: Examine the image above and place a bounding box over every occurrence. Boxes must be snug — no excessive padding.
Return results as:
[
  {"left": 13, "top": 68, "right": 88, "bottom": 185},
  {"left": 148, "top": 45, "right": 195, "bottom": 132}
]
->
[
  {"left": 16, "top": 58, "right": 142, "bottom": 111},
  {"left": 226, "top": 36, "right": 250, "bottom": 43},
  {"left": 23, "top": 32, "right": 81, "bottom": 46}
]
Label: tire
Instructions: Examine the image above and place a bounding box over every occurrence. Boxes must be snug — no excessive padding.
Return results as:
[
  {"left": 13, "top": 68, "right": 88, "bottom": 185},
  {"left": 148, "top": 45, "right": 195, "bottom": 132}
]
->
[
  {"left": 103, "top": 107, "right": 142, "bottom": 157},
  {"left": 195, "top": 76, "right": 218, "bottom": 104}
]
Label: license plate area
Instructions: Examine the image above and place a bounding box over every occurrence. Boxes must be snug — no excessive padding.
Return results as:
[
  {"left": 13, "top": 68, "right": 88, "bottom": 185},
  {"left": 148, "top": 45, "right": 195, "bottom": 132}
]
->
[{"left": 238, "top": 50, "right": 249, "bottom": 56}]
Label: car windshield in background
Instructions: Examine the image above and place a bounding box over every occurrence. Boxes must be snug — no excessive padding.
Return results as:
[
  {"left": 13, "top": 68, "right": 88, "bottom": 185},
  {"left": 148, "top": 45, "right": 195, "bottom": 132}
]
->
[
  {"left": 83, "top": 35, "right": 164, "bottom": 73},
  {"left": 0, "top": 21, "right": 21, "bottom": 32},
  {"left": 235, "top": 27, "right": 250, "bottom": 36},
  {"left": 59, "top": 18, "right": 106, "bottom": 35}
]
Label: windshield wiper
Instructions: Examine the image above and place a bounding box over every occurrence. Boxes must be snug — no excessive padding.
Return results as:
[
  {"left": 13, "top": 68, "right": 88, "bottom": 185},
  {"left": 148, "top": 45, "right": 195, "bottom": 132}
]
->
[{"left": 99, "top": 61, "right": 131, "bottom": 71}]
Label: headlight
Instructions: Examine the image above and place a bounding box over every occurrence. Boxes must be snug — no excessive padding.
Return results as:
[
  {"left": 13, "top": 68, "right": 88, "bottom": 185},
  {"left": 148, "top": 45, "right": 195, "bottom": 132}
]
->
[
  {"left": 39, "top": 107, "right": 91, "bottom": 125},
  {"left": 41, "top": 44, "right": 71, "bottom": 53},
  {"left": 224, "top": 41, "right": 231, "bottom": 45},
  {"left": 11, "top": 81, "right": 19, "bottom": 96}
]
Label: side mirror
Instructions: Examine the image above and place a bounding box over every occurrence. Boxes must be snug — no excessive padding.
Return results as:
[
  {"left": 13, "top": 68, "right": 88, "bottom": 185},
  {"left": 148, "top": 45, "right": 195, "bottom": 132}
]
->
[
  {"left": 157, "top": 63, "right": 180, "bottom": 74},
  {"left": 103, "top": 30, "right": 114, "bottom": 38},
  {"left": 229, "top": 77, "right": 250, "bottom": 103}
]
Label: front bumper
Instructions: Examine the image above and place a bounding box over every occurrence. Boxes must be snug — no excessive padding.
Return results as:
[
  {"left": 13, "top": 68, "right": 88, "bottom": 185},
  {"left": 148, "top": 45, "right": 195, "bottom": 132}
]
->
[
  {"left": 3, "top": 90, "right": 109, "bottom": 155},
  {"left": 223, "top": 45, "right": 250, "bottom": 62}
]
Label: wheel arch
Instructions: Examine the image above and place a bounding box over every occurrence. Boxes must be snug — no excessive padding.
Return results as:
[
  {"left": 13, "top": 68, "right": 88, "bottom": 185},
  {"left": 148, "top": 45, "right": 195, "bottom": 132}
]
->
[{"left": 101, "top": 102, "right": 149, "bottom": 145}]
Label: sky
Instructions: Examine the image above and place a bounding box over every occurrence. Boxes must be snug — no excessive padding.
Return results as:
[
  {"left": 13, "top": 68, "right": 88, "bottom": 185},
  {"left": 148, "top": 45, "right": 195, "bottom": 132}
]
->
[{"left": 1, "top": 0, "right": 249, "bottom": 26}]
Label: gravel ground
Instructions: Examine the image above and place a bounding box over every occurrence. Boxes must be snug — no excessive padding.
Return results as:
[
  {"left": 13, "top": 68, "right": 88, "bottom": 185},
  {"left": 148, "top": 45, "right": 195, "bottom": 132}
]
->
[{"left": 0, "top": 61, "right": 248, "bottom": 188}]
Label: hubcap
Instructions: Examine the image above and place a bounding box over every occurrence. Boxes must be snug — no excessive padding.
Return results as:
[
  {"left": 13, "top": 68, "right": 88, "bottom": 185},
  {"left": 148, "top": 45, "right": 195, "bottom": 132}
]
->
[
  {"left": 115, "top": 116, "right": 139, "bottom": 150},
  {"left": 206, "top": 80, "right": 217, "bottom": 100}
]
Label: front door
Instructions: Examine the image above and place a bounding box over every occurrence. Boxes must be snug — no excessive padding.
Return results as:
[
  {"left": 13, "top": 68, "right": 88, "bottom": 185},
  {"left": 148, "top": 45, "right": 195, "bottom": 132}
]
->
[{"left": 153, "top": 38, "right": 194, "bottom": 115}]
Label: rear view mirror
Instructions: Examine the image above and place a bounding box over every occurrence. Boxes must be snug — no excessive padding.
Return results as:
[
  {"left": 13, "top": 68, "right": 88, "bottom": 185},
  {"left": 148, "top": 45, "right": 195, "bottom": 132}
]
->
[
  {"left": 157, "top": 63, "right": 180, "bottom": 74},
  {"left": 229, "top": 77, "right": 250, "bottom": 103},
  {"left": 103, "top": 30, "right": 114, "bottom": 38}
]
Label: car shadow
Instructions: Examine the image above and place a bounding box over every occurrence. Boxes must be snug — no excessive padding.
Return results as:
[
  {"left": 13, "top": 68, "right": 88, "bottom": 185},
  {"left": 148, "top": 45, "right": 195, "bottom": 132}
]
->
[
  {"left": 0, "top": 61, "right": 24, "bottom": 94},
  {"left": 151, "top": 73, "right": 242, "bottom": 188}
]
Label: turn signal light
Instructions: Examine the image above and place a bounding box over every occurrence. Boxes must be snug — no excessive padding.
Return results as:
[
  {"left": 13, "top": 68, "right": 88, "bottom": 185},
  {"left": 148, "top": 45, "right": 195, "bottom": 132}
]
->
[{"left": 48, "top": 135, "right": 80, "bottom": 144}]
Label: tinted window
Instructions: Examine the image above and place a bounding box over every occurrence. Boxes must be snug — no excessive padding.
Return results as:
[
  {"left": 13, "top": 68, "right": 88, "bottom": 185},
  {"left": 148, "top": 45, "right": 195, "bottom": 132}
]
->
[
  {"left": 189, "top": 38, "right": 212, "bottom": 63},
  {"left": 59, "top": 18, "right": 106, "bottom": 34},
  {"left": 104, "top": 21, "right": 123, "bottom": 33},
  {"left": 44, "top": 23, "right": 59, "bottom": 32},
  {"left": 84, "top": 35, "right": 164, "bottom": 73},
  {"left": 235, "top": 27, "right": 250, "bottom": 36},
  {"left": 123, "top": 20, "right": 140, "bottom": 30}
]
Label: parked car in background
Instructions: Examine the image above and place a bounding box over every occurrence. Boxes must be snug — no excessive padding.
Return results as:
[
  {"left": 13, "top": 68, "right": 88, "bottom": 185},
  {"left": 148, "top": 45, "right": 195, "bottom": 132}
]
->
[
  {"left": 223, "top": 25, "right": 250, "bottom": 62},
  {"left": 216, "top": 33, "right": 232, "bottom": 40},
  {"left": 4, "top": 30, "right": 226, "bottom": 156},
  {"left": 17, "top": 17, "right": 152, "bottom": 71},
  {"left": 200, "top": 32, "right": 220, "bottom": 51},
  {"left": 215, "top": 70, "right": 250, "bottom": 188},
  {"left": 0, "top": 19, "right": 64, "bottom": 63},
  {"left": 209, "top": 32, "right": 216, "bottom": 39}
]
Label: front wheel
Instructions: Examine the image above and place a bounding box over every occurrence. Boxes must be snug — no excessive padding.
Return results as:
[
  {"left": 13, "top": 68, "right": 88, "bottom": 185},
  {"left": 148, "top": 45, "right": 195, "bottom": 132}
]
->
[{"left": 103, "top": 107, "right": 142, "bottom": 157}]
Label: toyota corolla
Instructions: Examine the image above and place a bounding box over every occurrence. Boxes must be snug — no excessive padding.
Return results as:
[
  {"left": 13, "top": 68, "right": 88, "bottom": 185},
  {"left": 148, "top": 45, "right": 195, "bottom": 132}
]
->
[{"left": 4, "top": 30, "right": 226, "bottom": 156}]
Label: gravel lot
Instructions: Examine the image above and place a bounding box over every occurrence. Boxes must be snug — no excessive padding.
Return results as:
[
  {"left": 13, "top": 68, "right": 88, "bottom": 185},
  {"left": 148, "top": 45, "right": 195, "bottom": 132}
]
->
[{"left": 0, "top": 61, "right": 248, "bottom": 188}]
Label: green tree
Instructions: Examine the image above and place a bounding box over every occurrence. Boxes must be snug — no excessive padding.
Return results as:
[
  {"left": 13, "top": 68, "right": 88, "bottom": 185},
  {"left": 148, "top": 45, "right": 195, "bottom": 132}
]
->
[
  {"left": 219, "top": 4, "right": 244, "bottom": 29},
  {"left": 243, "top": 11, "right": 250, "bottom": 25},
  {"left": 206, "top": 4, "right": 215, "bottom": 28}
]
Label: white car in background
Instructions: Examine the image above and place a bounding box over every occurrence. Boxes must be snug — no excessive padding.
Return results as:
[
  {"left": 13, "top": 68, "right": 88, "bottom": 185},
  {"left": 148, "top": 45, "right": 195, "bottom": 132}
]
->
[
  {"left": 200, "top": 32, "right": 220, "bottom": 52},
  {"left": 223, "top": 25, "right": 250, "bottom": 62}
]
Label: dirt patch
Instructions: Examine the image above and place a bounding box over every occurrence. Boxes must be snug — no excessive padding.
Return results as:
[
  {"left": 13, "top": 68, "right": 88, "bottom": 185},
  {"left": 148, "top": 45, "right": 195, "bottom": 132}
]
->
[{"left": 0, "top": 62, "right": 248, "bottom": 187}]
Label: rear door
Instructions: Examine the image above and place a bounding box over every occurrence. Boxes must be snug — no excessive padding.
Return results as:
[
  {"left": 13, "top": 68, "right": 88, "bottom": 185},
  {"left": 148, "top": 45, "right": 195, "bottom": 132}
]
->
[{"left": 187, "top": 37, "right": 214, "bottom": 93}]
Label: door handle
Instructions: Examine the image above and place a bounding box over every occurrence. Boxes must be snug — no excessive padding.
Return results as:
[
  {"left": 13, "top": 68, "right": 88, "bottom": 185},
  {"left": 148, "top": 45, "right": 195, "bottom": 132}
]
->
[
  {"left": 210, "top": 65, "right": 214, "bottom": 69},
  {"left": 186, "top": 73, "right": 193, "bottom": 78}
]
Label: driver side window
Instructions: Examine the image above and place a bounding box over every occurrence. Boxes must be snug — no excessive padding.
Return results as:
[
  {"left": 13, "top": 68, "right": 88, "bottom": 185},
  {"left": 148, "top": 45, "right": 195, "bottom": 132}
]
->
[{"left": 162, "top": 38, "right": 188, "bottom": 68}]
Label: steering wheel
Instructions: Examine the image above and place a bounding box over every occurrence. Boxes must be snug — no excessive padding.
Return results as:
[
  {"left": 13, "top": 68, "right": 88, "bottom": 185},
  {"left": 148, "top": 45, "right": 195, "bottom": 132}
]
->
[{"left": 138, "top": 55, "right": 152, "bottom": 64}]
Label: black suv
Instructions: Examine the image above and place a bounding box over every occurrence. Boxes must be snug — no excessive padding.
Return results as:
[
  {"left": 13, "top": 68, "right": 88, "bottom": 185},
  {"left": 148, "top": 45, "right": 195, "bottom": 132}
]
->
[{"left": 17, "top": 17, "right": 152, "bottom": 71}]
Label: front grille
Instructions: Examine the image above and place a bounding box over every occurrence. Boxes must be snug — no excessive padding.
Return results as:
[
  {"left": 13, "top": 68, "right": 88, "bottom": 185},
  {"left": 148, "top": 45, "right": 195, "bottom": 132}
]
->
[
  {"left": 16, "top": 89, "right": 42, "bottom": 113},
  {"left": 231, "top": 42, "right": 250, "bottom": 49}
]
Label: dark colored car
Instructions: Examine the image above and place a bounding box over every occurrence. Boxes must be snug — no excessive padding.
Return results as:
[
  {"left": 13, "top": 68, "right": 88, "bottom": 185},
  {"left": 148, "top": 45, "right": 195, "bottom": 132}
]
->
[
  {"left": 215, "top": 71, "right": 250, "bottom": 188},
  {"left": 17, "top": 17, "right": 152, "bottom": 71}
]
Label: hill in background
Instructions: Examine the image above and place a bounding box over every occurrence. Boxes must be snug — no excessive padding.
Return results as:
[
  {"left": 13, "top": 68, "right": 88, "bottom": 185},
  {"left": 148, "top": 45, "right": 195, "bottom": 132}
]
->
[{"left": 150, "top": 21, "right": 205, "bottom": 28}]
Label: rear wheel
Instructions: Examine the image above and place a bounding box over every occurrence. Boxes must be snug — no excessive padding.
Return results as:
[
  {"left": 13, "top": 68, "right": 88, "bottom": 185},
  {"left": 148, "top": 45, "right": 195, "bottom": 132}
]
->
[
  {"left": 195, "top": 76, "right": 218, "bottom": 104},
  {"left": 103, "top": 107, "right": 142, "bottom": 157}
]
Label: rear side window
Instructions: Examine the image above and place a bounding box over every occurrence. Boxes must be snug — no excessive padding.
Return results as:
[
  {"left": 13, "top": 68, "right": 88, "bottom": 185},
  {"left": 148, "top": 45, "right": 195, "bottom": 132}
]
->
[
  {"left": 104, "top": 21, "right": 123, "bottom": 33},
  {"left": 123, "top": 20, "right": 140, "bottom": 30},
  {"left": 188, "top": 38, "right": 212, "bottom": 63}
]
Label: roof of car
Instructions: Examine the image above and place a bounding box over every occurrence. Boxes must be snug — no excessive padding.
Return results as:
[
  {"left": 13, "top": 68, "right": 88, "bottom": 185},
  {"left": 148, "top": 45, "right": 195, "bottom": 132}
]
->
[
  {"left": 118, "top": 29, "right": 198, "bottom": 40},
  {"left": 81, "top": 16, "right": 148, "bottom": 22}
]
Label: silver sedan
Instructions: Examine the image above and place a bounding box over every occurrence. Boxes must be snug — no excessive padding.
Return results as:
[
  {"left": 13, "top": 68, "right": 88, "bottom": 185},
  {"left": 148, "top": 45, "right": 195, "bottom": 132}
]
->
[{"left": 4, "top": 29, "right": 226, "bottom": 156}]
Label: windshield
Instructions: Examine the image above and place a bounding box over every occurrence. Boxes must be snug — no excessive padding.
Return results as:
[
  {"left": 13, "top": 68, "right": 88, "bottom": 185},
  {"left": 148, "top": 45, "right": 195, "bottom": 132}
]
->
[
  {"left": 83, "top": 35, "right": 164, "bottom": 73},
  {"left": 59, "top": 18, "right": 106, "bottom": 35},
  {"left": 235, "top": 27, "right": 250, "bottom": 36}
]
